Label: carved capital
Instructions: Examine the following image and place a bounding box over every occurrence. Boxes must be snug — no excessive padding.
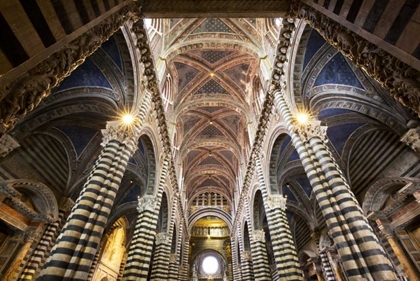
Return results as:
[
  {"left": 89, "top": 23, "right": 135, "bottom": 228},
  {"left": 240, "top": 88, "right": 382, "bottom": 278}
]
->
[
  {"left": 295, "top": 120, "right": 328, "bottom": 143},
  {"left": 241, "top": 251, "right": 252, "bottom": 261},
  {"left": 267, "top": 194, "right": 287, "bottom": 211},
  {"left": 252, "top": 229, "right": 265, "bottom": 243},
  {"left": 156, "top": 232, "right": 170, "bottom": 245},
  {"left": 169, "top": 253, "right": 178, "bottom": 263},
  {"left": 0, "top": 134, "right": 20, "bottom": 158},
  {"left": 101, "top": 119, "right": 141, "bottom": 148},
  {"left": 400, "top": 127, "right": 420, "bottom": 152},
  {"left": 376, "top": 219, "right": 395, "bottom": 239},
  {"left": 137, "top": 196, "right": 157, "bottom": 213},
  {"left": 59, "top": 197, "right": 75, "bottom": 213}
]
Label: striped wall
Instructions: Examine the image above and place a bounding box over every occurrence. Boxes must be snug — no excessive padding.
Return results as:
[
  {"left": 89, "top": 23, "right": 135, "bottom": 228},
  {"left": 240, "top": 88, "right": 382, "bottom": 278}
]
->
[
  {"left": 0, "top": 0, "right": 128, "bottom": 75},
  {"left": 302, "top": 0, "right": 420, "bottom": 67}
]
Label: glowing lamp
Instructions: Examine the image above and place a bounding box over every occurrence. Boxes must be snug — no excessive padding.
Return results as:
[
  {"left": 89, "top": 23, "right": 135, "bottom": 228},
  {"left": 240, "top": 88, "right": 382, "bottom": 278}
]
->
[
  {"left": 122, "top": 114, "right": 135, "bottom": 125},
  {"left": 296, "top": 113, "right": 309, "bottom": 125}
]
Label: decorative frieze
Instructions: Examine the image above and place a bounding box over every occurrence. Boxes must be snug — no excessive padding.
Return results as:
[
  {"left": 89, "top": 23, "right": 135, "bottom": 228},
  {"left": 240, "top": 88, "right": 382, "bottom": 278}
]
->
[
  {"left": 267, "top": 194, "right": 287, "bottom": 211},
  {"left": 0, "top": 134, "right": 20, "bottom": 158},
  {"left": 294, "top": 120, "right": 328, "bottom": 143}
]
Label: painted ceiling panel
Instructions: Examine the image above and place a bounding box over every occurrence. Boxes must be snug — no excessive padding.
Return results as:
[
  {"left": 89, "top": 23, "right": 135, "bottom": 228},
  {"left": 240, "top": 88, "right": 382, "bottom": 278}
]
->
[
  {"left": 101, "top": 36, "right": 122, "bottom": 71},
  {"left": 57, "top": 58, "right": 112, "bottom": 91},
  {"left": 182, "top": 115, "right": 202, "bottom": 133},
  {"left": 174, "top": 62, "right": 200, "bottom": 92},
  {"left": 198, "top": 156, "right": 223, "bottom": 166},
  {"left": 199, "top": 178, "right": 220, "bottom": 188},
  {"left": 221, "top": 115, "right": 241, "bottom": 133},
  {"left": 327, "top": 123, "right": 364, "bottom": 155},
  {"left": 303, "top": 29, "right": 326, "bottom": 69},
  {"left": 192, "top": 18, "right": 235, "bottom": 34},
  {"left": 198, "top": 125, "right": 224, "bottom": 137},
  {"left": 195, "top": 79, "right": 230, "bottom": 95},
  {"left": 56, "top": 125, "right": 98, "bottom": 157},
  {"left": 224, "top": 63, "right": 250, "bottom": 91},
  {"left": 193, "top": 50, "right": 234, "bottom": 64},
  {"left": 314, "top": 53, "right": 363, "bottom": 88}
]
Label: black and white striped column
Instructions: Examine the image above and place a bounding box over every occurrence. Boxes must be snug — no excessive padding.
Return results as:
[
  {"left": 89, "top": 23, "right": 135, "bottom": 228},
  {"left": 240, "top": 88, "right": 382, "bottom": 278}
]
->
[
  {"left": 122, "top": 157, "right": 169, "bottom": 280},
  {"left": 230, "top": 237, "right": 241, "bottom": 281},
  {"left": 167, "top": 197, "right": 181, "bottom": 281},
  {"left": 274, "top": 90, "right": 397, "bottom": 281},
  {"left": 19, "top": 198, "right": 73, "bottom": 280},
  {"left": 179, "top": 234, "right": 190, "bottom": 281},
  {"left": 241, "top": 251, "right": 255, "bottom": 281},
  {"left": 320, "top": 251, "right": 336, "bottom": 281},
  {"left": 150, "top": 232, "right": 171, "bottom": 280},
  {"left": 250, "top": 229, "right": 271, "bottom": 281},
  {"left": 255, "top": 158, "right": 303, "bottom": 280},
  {"left": 39, "top": 118, "right": 142, "bottom": 280}
]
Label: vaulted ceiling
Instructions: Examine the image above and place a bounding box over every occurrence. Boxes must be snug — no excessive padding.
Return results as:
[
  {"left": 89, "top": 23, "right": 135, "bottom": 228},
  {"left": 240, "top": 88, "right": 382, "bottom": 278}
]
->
[{"left": 149, "top": 18, "right": 279, "bottom": 204}]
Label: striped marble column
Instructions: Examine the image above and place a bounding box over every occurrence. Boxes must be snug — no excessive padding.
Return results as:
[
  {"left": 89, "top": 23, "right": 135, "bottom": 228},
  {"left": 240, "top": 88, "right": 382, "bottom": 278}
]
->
[
  {"left": 230, "top": 237, "right": 241, "bottom": 281},
  {"left": 122, "top": 157, "right": 169, "bottom": 280},
  {"left": 167, "top": 197, "right": 181, "bottom": 281},
  {"left": 150, "top": 232, "right": 171, "bottom": 280},
  {"left": 179, "top": 234, "right": 190, "bottom": 281},
  {"left": 250, "top": 229, "right": 271, "bottom": 281},
  {"left": 241, "top": 251, "right": 255, "bottom": 281},
  {"left": 255, "top": 158, "right": 302, "bottom": 280},
  {"left": 320, "top": 251, "right": 336, "bottom": 281},
  {"left": 19, "top": 198, "right": 73, "bottom": 280},
  {"left": 274, "top": 90, "right": 397, "bottom": 281},
  {"left": 39, "top": 118, "right": 142, "bottom": 280}
]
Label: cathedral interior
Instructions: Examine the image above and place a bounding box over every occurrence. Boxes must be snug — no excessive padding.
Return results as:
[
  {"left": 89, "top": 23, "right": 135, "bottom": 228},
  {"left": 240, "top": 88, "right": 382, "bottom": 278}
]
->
[{"left": 1, "top": 0, "right": 420, "bottom": 280}]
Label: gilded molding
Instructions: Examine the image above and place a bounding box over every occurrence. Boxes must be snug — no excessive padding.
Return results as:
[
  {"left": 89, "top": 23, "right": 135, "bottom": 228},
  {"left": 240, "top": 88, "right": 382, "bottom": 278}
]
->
[
  {"left": 293, "top": 3, "right": 420, "bottom": 116},
  {"left": 0, "top": 3, "right": 141, "bottom": 137}
]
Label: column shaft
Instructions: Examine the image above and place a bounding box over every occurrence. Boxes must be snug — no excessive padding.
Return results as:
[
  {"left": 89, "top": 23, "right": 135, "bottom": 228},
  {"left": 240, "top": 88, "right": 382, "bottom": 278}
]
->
[
  {"left": 319, "top": 251, "right": 335, "bottom": 281},
  {"left": 240, "top": 251, "right": 255, "bottom": 281},
  {"left": 123, "top": 159, "right": 169, "bottom": 280},
  {"left": 250, "top": 230, "right": 271, "bottom": 281},
  {"left": 150, "top": 232, "right": 171, "bottom": 280},
  {"left": 255, "top": 158, "right": 302, "bottom": 280},
  {"left": 274, "top": 91, "right": 397, "bottom": 281}
]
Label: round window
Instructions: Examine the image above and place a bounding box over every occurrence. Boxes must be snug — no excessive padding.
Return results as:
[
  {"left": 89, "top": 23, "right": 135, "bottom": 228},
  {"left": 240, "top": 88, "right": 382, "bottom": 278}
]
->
[{"left": 202, "top": 255, "right": 219, "bottom": 275}]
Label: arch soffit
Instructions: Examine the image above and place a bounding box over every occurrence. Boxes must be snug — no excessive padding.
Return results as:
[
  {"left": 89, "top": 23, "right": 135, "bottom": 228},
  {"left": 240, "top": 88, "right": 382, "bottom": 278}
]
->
[
  {"left": 362, "top": 177, "right": 420, "bottom": 214},
  {"left": 188, "top": 208, "right": 232, "bottom": 232}
]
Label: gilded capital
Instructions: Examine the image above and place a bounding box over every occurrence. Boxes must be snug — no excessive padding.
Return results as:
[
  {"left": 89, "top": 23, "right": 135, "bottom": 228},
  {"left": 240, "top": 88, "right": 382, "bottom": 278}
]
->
[
  {"left": 267, "top": 194, "right": 287, "bottom": 211},
  {"left": 294, "top": 120, "right": 328, "bottom": 143}
]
